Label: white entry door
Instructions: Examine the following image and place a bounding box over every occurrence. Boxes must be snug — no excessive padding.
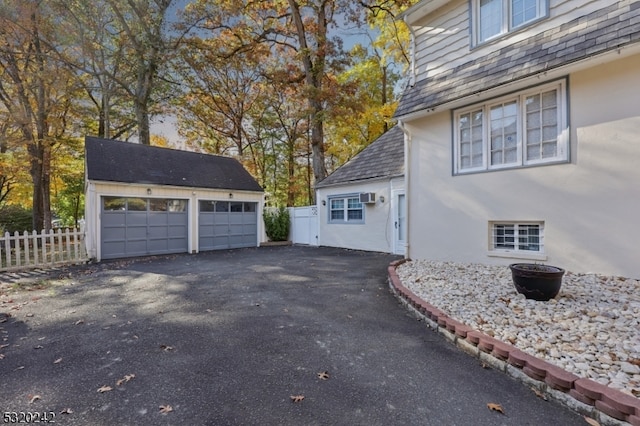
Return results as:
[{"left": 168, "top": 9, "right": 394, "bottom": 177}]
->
[{"left": 393, "top": 191, "right": 406, "bottom": 255}]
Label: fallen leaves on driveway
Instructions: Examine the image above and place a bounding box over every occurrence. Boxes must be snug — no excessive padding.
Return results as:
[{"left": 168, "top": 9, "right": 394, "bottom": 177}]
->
[
  {"left": 116, "top": 374, "right": 136, "bottom": 386},
  {"left": 290, "top": 395, "right": 305, "bottom": 403},
  {"left": 487, "top": 402, "right": 504, "bottom": 414},
  {"left": 97, "top": 385, "right": 113, "bottom": 393},
  {"left": 159, "top": 405, "right": 173, "bottom": 414},
  {"left": 317, "top": 371, "right": 330, "bottom": 380}
]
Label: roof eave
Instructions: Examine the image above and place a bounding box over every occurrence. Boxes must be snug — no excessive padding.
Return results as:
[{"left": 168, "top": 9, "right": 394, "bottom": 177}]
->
[{"left": 396, "top": 42, "right": 640, "bottom": 122}]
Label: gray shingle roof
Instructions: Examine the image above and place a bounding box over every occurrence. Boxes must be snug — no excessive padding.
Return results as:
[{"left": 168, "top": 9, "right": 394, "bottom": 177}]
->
[
  {"left": 315, "top": 125, "right": 404, "bottom": 188},
  {"left": 396, "top": 1, "right": 640, "bottom": 118},
  {"left": 85, "top": 136, "right": 263, "bottom": 192}
]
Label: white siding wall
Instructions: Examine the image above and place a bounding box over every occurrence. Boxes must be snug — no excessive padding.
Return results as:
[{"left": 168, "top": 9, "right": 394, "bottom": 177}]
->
[
  {"left": 317, "top": 177, "right": 404, "bottom": 253},
  {"left": 405, "top": 54, "right": 640, "bottom": 277},
  {"left": 411, "top": 0, "right": 618, "bottom": 83},
  {"left": 85, "top": 181, "right": 264, "bottom": 260}
]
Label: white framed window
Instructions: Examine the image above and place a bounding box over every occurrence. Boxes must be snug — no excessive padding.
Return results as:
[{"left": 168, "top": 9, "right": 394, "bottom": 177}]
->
[
  {"left": 454, "top": 80, "right": 568, "bottom": 174},
  {"left": 328, "top": 195, "right": 364, "bottom": 224},
  {"left": 490, "top": 222, "right": 544, "bottom": 254},
  {"left": 473, "top": 0, "right": 548, "bottom": 45}
]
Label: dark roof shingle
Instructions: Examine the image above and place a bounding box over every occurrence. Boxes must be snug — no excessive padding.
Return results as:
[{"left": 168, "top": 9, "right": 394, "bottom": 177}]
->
[
  {"left": 396, "top": 1, "right": 640, "bottom": 118},
  {"left": 85, "top": 136, "right": 263, "bottom": 192},
  {"left": 316, "top": 125, "right": 404, "bottom": 188}
]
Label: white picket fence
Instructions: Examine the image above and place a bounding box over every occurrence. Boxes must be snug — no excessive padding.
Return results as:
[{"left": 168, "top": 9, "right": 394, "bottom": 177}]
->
[{"left": 0, "top": 227, "right": 88, "bottom": 272}]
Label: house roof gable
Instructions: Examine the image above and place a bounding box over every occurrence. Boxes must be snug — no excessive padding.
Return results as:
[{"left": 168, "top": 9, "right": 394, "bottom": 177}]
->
[
  {"left": 315, "top": 125, "right": 404, "bottom": 188},
  {"left": 85, "top": 136, "right": 263, "bottom": 192},
  {"left": 396, "top": 1, "right": 640, "bottom": 118}
]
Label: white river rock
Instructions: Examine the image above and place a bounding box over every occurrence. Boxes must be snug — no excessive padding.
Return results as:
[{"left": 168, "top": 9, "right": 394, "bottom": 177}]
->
[{"left": 396, "top": 260, "right": 640, "bottom": 398}]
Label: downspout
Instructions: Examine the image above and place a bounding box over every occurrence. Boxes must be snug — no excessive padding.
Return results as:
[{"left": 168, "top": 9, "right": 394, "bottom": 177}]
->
[{"left": 398, "top": 120, "right": 411, "bottom": 259}]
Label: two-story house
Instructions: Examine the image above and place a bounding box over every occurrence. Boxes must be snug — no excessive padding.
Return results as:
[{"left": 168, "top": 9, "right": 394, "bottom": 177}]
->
[{"left": 395, "top": 0, "right": 640, "bottom": 277}]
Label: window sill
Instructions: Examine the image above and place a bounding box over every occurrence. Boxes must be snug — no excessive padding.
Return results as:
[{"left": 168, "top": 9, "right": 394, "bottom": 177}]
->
[{"left": 487, "top": 251, "right": 547, "bottom": 262}]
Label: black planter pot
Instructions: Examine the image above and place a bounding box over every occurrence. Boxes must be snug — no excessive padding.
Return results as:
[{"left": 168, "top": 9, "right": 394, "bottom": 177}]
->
[{"left": 509, "top": 263, "right": 565, "bottom": 301}]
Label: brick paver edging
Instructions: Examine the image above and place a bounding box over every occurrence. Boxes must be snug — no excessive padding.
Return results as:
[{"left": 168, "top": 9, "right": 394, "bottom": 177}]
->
[{"left": 388, "top": 260, "right": 640, "bottom": 426}]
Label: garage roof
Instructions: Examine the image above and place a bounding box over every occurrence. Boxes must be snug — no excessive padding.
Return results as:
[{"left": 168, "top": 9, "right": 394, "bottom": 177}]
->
[{"left": 85, "top": 136, "right": 263, "bottom": 192}]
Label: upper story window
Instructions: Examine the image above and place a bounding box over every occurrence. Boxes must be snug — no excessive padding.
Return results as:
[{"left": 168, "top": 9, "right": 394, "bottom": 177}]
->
[
  {"left": 454, "top": 80, "right": 568, "bottom": 175},
  {"left": 328, "top": 195, "right": 364, "bottom": 224},
  {"left": 474, "top": 0, "right": 548, "bottom": 45}
]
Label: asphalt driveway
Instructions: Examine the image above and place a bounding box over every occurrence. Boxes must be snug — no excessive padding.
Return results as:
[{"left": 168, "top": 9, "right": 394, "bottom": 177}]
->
[{"left": 0, "top": 246, "right": 584, "bottom": 425}]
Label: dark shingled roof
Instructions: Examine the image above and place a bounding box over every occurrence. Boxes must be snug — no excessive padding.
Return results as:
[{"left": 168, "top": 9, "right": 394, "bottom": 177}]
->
[
  {"left": 396, "top": 1, "right": 640, "bottom": 118},
  {"left": 316, "top": 125, "right": 404, "bottom": 188},
  {"left": 85, "top": 136, "right": 263, "bottom": 192}
]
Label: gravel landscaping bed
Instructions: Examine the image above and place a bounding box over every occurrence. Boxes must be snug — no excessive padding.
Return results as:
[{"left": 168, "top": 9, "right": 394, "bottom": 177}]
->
[{"left": 396, "top": 260, "right": 640, "bottom": 399}]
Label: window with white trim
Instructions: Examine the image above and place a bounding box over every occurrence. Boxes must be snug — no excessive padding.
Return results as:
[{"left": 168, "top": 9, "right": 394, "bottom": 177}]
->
[
  {"left": 328, "top": 195, "right": 364, "bottom": 224},
  {"left": 454, "top": 81, "right": 568, "bottom": 174},
  {"left": 490, "top": 222, "right": 544, "bottom": 253},
  {"left": 474, "top": 0, "right": 548, "bottom": 45}
]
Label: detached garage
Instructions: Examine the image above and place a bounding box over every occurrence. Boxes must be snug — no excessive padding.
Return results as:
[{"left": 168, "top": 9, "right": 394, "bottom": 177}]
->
[{"left": 84, "top": 137, "right": 264, "bottom": 261}]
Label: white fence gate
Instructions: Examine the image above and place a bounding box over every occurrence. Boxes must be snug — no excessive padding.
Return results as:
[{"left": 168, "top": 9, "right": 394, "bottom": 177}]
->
[
  {"left": 289, "top": 206, "right": 319, "bottom": 246},
  {"left": 1, "top": 227, "right": 88, "bottom": 272}
]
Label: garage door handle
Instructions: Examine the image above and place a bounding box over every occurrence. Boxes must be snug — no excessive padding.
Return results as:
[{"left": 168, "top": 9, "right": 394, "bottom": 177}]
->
[{"left": 394, "top": 221, "right": 398, "bottom": 229}]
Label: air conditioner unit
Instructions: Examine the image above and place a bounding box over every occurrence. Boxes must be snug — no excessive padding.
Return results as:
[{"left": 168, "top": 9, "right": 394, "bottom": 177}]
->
[{"left": 359, "top": 192, "right": 376, "bottom": 204}]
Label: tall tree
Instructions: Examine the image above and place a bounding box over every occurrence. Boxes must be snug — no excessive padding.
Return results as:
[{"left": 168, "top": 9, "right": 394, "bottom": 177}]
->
[
  {"left": 104, "top": 0, "right": 175, "bottom": 145},
  {"left": 0, "top": 2, "right": 78, "bottom": 230}
]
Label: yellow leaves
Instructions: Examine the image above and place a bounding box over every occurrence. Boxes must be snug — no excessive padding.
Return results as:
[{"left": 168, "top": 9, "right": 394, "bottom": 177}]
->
[
  {"left": 97, "top": 385, "right": 113, "bottom": 393},
  {"left": 487, "top": 402, "right": 504, "bottom": 414}
]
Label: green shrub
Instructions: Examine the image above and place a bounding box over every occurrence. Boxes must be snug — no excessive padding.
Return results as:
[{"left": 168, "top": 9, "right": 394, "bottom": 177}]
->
[
  {"left": 0, "top": 205, "right": 33, "bottom": 234},
  {"left": 263, "top": 206, "right": 290, "bottom": 242}
]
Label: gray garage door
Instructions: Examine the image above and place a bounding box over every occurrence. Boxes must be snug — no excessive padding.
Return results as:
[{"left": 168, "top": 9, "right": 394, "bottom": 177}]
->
[
  {"left": 101, "top": 197, "right": 188, "bottom": 260},
  {"left": 198, "top": 200, "right": 257, "bottom": 251}
]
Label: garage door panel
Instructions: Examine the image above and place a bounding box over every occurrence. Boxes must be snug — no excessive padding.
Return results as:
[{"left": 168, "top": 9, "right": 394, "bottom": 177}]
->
[
  {"left": 127, "top": 213, "right": 147, "bottom": 226},
  {"left": 199, "top": 215, "right": 215, "bottom": 226},
  {"left": 213, "top": 224, "right": 228, "bottom": 235},
  {"left": 168, "top": 225, "right": 187, "bottom": 238},
  {"left": 169, "top": 213, "right": 187, "bottom": 225},
  {"left": 149, "top": 213, "right": 168, "bottom": 225},
  {"left": 212, "top": 236, "right": 229, "bottom": 248},
  {"left": 126, "top": 240, "right": 148, "bottom": 254},
  {"left": 229, "top": 224, "right": 243, "bottom": 234},
  {"left": 103, "top": 241, "right": 125, "bottom": 254},
  {"left": 126, "top": 226, "right": 148, "bottom": 239},
  {"left": 102, "top": 213, "right": 126, "bottom": 227}
]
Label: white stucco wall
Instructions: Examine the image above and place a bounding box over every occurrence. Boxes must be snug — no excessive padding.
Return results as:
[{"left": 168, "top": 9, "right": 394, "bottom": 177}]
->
[
  {"left": 404, "top": 54, "right": 640, "bottom": 277},
  {"left": 85, "top": 181, "right": 264, "bottom": 260},
  {"left": 316, "top": 177, "right": 405, "bottom": 254}
]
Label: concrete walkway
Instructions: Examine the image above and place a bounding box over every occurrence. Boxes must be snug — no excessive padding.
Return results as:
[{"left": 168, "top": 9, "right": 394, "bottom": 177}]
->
[{"left": 0, "top": 246, "right": 584, "bottom": 425}]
